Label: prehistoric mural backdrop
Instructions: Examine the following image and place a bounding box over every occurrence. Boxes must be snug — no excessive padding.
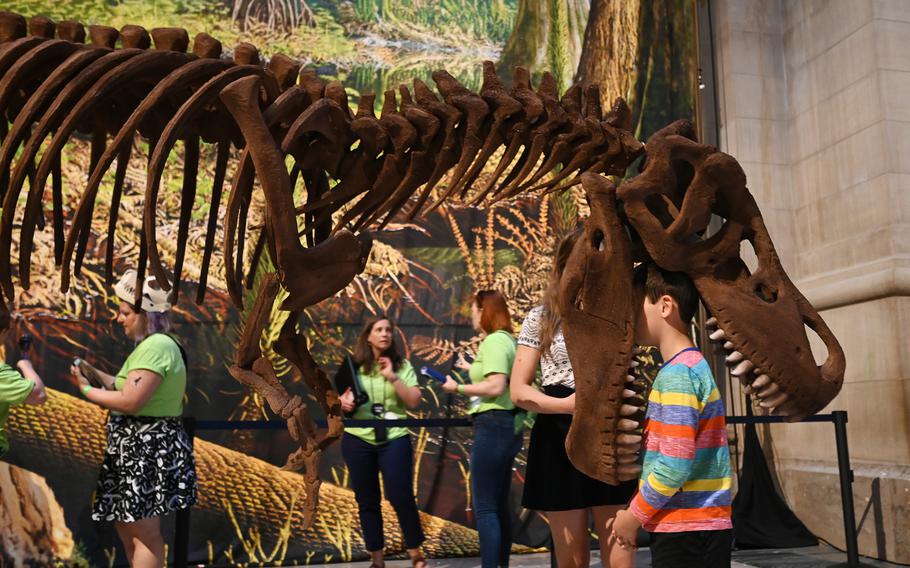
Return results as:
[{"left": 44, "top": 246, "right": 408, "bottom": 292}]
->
[{"left": 0, "top": 1, "right": 696, "bottom": 565}]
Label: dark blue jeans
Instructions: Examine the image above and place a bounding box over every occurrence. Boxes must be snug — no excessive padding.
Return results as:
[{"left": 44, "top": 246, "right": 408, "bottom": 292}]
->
[
  {"left": 471, "top": 410, "right": 522, "bottom": 568},
  {"left": 341, "top": 433, "right": 425, "bottom": 552}
]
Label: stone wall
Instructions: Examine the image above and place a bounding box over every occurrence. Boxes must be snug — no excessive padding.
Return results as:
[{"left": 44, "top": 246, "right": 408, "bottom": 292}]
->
[{"left": 710, "top": 0, "right": 910, "bottom": 562}]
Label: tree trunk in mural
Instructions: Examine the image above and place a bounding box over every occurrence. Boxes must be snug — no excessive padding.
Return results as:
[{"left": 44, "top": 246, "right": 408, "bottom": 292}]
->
[
  {"left": 575, "top": 0, "right": 641, "bottom": 109},
  {"left": 498, "top": 0, "right": 590, "bottom": 93},
  {"left": 626, "top": 0, "right": 696, "bottom": 139},
  {"left": 574, "top": 0, "right": 695, "bottom": 140}
]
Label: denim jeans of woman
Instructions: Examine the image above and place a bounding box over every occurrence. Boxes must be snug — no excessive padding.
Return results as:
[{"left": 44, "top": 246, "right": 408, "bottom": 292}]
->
[
  {"left": 341, "top": 434, "right": 425, "bottom": 551},
  {"left": 471, "top": 410, "right": 523, "bottom": 568}
]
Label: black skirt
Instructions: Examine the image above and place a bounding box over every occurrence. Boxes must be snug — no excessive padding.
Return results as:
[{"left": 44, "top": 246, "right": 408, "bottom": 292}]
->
[
  {"left": 521, "top": 385, "right": 637, "bottom": 511},
  {"left": 92, "top": 415, "right": 197, "bottom": 522}
]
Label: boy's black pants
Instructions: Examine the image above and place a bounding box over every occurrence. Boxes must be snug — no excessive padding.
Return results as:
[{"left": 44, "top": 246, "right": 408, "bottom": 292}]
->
[{"left": 650, "top": 529, "right": 733, "bottom": 568}]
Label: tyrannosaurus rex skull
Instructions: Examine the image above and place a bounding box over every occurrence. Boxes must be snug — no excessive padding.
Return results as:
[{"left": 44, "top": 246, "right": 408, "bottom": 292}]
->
[{"left": 618, "top": 120, "right": 845, "bottom": 419}]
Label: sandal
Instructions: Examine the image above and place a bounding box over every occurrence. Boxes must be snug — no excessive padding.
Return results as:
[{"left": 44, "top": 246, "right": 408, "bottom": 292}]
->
[{"left": 410, "top": 554, "right": 427, "bottom": 568}]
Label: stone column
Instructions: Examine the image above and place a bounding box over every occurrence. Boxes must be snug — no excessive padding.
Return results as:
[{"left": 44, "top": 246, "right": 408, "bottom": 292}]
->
[{"left": 711, "top": 0, "right": 910, "bottom": 562}]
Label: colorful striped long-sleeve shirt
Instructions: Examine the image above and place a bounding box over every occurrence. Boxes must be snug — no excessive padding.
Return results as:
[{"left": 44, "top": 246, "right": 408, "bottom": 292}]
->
[{"left": 629, "top": 348, "right": 733, "bottom": 532}]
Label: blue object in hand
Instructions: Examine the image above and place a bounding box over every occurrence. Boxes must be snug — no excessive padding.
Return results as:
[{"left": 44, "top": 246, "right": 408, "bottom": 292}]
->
[{"left": 419, "top": 366, "right": 448, "bottom": 384}]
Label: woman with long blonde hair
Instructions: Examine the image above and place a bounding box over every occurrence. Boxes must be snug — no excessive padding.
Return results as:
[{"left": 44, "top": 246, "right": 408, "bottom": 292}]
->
[{"left": 511, "top": 230, "right": 637, "bottom": 568}]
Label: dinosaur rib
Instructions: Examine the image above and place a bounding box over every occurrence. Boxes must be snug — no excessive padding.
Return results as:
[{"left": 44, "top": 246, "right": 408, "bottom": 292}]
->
[
  {"left": 140, "top": 64, "right": 272, "bottom": 293},
  {"left": 64, "top": 57, "right": 233, "bottom": 289},
  {"left": 0, "top": 48, "right": 141, "bottom": 298},
  {"left": 196, "top": 139, "right": 230, "bottom": 304},
  {"left": 0, "top": 46, "right": 108, "bottom": 201},
  {"left": 35, "top": 49, "right": 195, "bottom": 291}
]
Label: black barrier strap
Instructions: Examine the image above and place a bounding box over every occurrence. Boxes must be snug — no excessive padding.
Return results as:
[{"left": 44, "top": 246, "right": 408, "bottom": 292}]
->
[
  {"left": 726, "top": 413, "right": 835, "bottom": 424},
  {"left": 193, "top": 418, "right": 473, "bottom": 430},
  {"left": 192, "top": 414, "right": 837, "bottom": 431}
]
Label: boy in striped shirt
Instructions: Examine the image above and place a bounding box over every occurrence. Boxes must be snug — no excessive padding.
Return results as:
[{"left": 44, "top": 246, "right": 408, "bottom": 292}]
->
[{"left": 612, "top": 262, "right": 733, "bottom": 567}]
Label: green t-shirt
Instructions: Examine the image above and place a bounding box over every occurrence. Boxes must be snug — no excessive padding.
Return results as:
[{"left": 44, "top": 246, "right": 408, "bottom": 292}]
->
[
  {"left": 115, "top": 334, "right": 187, "bottom": 417},
  {"left": 345, "top": 359, "right": 418, "bottom": 445},
  {"left": 0, "top": 363, "right": 35, "bottom": 455},
  {"left": 467, "top": 330, "right": 516, "bottom": 415}
]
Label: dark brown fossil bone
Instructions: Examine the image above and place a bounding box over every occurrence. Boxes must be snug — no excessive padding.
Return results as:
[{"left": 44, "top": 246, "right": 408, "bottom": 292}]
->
[
  {"left": 618, "top": 121, "right": 845, "bottom": 419},
  {"left": 28, "top": 16, "right": 55, "bottom": 38},
  {"left": 22, "top": 48, "right": 195, "bottom": 291},
  {"left": 55, "top": 20, "right": 85, "bottom": 43},
  {"left": 0, "top": 48, "right": 143, "bottom": 295},
  {"left": 0, "top": 11, "right": 26, "bottom": 43},
  {"left": 218, "top": 75, "right": 372, "bottom": 311},
  {"left": 559, "top": 173, "right": 644, "bottom": 485},
  {"left": 140, "top": 64, "right": 277, "bottom": 296},
  {"left": 88, "top": 25, "right": 118, "bottom": 49}
]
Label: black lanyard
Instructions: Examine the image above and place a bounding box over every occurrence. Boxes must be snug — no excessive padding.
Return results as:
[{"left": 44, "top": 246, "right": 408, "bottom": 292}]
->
[{"left": 367, "top": 365, "right": 388, "bottom": 406}]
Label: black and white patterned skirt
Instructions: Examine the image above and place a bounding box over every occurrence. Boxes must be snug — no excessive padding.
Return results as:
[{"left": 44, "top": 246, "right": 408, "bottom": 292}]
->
[{"left": 92, "top": 414, "right": 197, "bottom": 522}]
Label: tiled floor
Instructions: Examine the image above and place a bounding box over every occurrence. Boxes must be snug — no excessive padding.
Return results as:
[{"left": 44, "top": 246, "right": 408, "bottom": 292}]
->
[{"left": 307, "top": 545, "right": 898, "bottom": 568}]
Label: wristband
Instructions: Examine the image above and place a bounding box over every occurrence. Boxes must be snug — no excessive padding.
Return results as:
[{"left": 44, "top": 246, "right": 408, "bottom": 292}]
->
[
  {"left": 389, "top": 374, "right": 399, "bottom": 384},
  {"left": 81, "top": 385, "right": 93, "bottom": 397},
  {"left": 456, "top": 384, "right": 465, "bottom": 394}
]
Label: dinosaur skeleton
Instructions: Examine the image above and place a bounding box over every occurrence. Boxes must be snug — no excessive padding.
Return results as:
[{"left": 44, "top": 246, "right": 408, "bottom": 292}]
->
[{"left": 0, "top": 11, "right": 844, "bottom": 523}]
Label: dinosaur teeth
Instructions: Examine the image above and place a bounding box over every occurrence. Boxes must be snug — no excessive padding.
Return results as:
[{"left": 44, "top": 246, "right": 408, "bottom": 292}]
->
[
  {"left": 760, "top": 391, "right": 789, "bottom": 410},
  {"left": 616, "top": 433, "right": 642, "bottom": 445},
  {"left": 620, "top": 404, "right": 639, "bottom": 416},
  {"left": 751, "top": 374, "right": 771, "bottom": 389},
  {"left": 757, "top": 382, "right": 780, "bottom": 398},
  {"left": 709, "top": 328, "right": 726, "bottom": 341},
  {"left": 731, "top": 359, "right": 754, "bottom": 377},
  {"left": 618, "top": 418, "right": 639, "bottom": 431},
  {"left": 725, "top": 351, "right": 744, "bottom": 364},
  {"left": 618, "top": 464, "right": 643, "bottom": 478},
  {"left": 723, "top": 341, "right": 735, "bottom": 350}
]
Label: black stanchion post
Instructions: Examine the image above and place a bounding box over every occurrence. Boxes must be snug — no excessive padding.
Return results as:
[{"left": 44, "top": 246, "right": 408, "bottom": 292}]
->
[
  {"left": 549, "top": 534, "right": 557, "bottom": 568},
  {"left": 830, "top": 410, "right": 875, "bottom": 568},
  {"left": 174, "top": 416, "right": 195, "bottom": 568}
]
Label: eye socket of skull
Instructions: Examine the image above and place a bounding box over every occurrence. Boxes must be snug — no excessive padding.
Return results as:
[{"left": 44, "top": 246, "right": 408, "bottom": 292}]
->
[
  {"left": 753, "top": 280, "right": 778, "bottom": 303},
  {"left": 591, "top": 229, "right": 605, "bottom": 252}
]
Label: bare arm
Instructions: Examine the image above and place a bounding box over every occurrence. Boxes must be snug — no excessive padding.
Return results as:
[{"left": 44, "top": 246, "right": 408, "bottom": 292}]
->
[
  {"left": 444, "top": 373, "right": 507, "bottom": 397},
  {"left": 16, "top": 360, "right": 46, "bottom": 405},
  {"left": 83, "top": 361, "right": 116, "bottom": 390},
  {"left": 391, "top": 376, "right": 422, "bottom": 409},
  {"left": 83, "top": 368, "right": 162, "bottom": 414},
  {"left": 509, "top": 345, "right": 574, "bottom": 414}
]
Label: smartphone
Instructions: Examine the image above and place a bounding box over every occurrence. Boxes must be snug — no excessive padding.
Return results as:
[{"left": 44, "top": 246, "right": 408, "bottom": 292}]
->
[
  {"left": 74, "top": 358, "right": 108, "bottom": 390},
  {"left": 419, "top": 366, "right": 448, "bottom": 384}
]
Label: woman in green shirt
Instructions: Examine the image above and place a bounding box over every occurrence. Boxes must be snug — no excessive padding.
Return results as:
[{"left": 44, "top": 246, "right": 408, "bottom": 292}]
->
[
  {"left": 339, "top": 316, "right": 426, "bottom": 568},
  {"left": 70, "top": 269, "right": 196, "bottom": 568},
  {"left": 442, "top": 290, "right": 521, "bottom": 568}
]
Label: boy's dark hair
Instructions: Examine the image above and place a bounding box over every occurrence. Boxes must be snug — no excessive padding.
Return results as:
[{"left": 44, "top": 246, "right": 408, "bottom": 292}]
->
[{"left": 632, "top": 262, "right": 700, "bottom": 325}]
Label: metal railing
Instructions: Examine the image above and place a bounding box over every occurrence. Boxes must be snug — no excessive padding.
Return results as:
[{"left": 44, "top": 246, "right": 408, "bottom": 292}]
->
[{"left": 172, "top": 411, "right": 870, "bottom": 568}]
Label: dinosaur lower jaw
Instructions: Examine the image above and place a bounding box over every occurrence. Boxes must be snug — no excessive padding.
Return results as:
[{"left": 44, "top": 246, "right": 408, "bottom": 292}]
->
[{"left": 564, "top": 341, "right": 645, "bottom": 485}]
